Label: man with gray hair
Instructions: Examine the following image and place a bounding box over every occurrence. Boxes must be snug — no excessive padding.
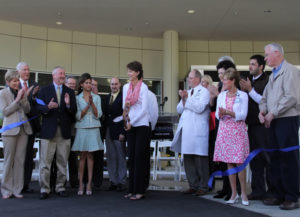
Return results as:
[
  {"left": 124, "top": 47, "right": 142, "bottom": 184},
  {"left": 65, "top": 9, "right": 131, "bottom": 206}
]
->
[
  {"left": 259, "top": 43, "right": 300, "bottom": 210},
  {"left": 36, "top": 66, "right": 76, "bottom": 199},
  {"left": 16, "top": 62, "right": 40, "bottom": 193},
  {"left": 171, "top": 69, "right": 210, "bottom": 196}
]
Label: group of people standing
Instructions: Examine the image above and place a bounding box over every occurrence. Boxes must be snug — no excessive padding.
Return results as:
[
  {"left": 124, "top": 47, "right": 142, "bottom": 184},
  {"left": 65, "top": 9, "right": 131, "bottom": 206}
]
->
[
  {"left": 171, "top": 43, "right": 300, "bottom": 210},
  {"left": 0, "top": 42, "right": 299, "bottom": 210},
  {"left": 0, "top": 60, "right": 158, "bottom": 201}
]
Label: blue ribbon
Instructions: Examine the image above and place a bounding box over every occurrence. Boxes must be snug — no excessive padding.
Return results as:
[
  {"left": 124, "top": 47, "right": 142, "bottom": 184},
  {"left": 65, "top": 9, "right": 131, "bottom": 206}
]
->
[
  {"left": 0, "top": 115, "right": 38, "bottom": 133},
  {"left": 0, "top": 98, "right": 46, "bottom": 133},
  {"left": 36, "top": 98, "right": 46, "bottom": 106},
  {"left": 208, "top": 145, "right": 300, "bottom": 188}
]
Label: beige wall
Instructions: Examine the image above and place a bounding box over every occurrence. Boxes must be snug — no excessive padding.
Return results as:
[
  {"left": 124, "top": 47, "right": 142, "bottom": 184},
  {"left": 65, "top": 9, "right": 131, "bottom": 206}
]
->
[
  {"left": 1, "top": 20, "right": 300, "bottom": 81},
  {"left": 0, "top": 20, "right": 163, "bottom": 79},
  {"left": 179, "top": 40, "right": 300, "bottom": 80}
]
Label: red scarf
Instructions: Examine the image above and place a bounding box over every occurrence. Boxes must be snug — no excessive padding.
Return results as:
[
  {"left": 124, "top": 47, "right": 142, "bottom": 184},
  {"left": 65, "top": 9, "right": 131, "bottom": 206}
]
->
[{"left": 125, "top": 80, "right": 143, "bottom": 106}]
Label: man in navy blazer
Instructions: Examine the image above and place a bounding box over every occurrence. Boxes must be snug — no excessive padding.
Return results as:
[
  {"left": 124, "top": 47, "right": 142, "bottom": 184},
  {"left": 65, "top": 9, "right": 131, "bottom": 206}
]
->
[{"left": 37, "top": 66, "right": 76, "bottom": 199}]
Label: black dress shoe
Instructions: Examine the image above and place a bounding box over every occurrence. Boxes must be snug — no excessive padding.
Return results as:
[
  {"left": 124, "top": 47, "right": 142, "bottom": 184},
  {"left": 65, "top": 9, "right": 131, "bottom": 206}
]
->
[
  {"left": 40, "top": 192, "right": 49, "bottom": 200},
  {"left": 263, "top": 198, "right": 283, "bottom": 206},
  {"left": 247, "top": 194, "right": 263, "bottom": 200},
  {"left": 182, "top": 188, "right": 197, "bottom": 194},
  {"left": 213, "top": 192, "right": 226, "bottom": 199},
  {"left": 70, "top": 182, "right": 79, "bottom": 188},
  {"left": 224, "top": 195, "right": 231, "bottom": 201},
  {"left": 279, "top": 201, "right": 299, "bottom": 210},
  {"left": 22, "top": 187, "right": 34, "bottom": 193},
  {"left": 56, "top": 191, "right": 68, "bottom": 197},
  {"left": 116, "top": 184, "right": 127, "bottom": 192},
  {"left": 107, "top": 184, "right": 117, "bottom": 191}
]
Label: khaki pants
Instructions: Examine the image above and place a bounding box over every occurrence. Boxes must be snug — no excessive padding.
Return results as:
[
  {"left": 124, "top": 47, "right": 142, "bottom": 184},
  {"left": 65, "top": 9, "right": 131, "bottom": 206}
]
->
[
  {"left": 39, "top": 127, "right": 70, "bottom": 193},
  {"left": 1, "top": 127, "right": 27, "bottom": 196}
]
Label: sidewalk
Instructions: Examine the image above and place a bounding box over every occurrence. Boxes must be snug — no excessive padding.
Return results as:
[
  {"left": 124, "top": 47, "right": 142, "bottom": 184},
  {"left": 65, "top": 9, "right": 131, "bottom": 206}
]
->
[{"left": 149, "top": 178, "right": 300, "bottom": 217}]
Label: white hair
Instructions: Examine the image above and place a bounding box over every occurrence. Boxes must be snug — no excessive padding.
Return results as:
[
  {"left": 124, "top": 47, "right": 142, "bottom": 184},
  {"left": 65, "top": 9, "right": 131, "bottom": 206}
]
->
[
  {"left": 16, "top": 61, "right": 29, "bottom": 71},
  {"left": 265, "top": 43, "right": 284, "bottom": 55},
  {"left": 218, "top": 56, "right": 235, "bottom": 64},
  {"left": 52, "top": 66, "right": 65, "bottom": 75}
]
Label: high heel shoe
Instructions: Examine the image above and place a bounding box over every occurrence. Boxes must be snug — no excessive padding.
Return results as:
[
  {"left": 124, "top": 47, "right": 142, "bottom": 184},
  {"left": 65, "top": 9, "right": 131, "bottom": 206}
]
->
[
  {"left": 226, "top": 194, "right": 239, "bottom": 204},
  {"left": 86, "top": 190, "right": 92, "bottom": 196},
  {"left": 241, "top": 194, "right": 249, "bottom": 206},
  {"left": 242, "top": 200, "right": 249, "bottom": 206},
  {"left": 78, "top": 186, "right": 84, "bottom": 196}
]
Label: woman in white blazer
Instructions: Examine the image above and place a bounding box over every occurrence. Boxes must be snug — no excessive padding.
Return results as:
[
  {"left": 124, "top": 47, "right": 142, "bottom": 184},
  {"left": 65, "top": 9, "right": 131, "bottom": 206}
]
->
[
  {"left": 0, "top": 70, "right": 32, "bottom": 199},
  {"left": 123, "top": 61, "right": 150, "bottom": 200},
  {"left": 213, "top": 68, "right": 250, "bottom": 206}
]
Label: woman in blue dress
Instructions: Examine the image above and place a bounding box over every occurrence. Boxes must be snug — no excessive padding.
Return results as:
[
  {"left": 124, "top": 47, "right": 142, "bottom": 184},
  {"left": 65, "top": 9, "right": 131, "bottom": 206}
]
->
[{"left": 72, "top": 73, "right": 103, "bottom": 195}]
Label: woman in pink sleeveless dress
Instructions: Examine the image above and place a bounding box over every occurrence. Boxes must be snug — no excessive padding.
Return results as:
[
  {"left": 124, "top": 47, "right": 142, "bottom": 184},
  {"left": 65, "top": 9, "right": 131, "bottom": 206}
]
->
[{"left": 213, "top": 68, "right": 250, "bottom": 206}]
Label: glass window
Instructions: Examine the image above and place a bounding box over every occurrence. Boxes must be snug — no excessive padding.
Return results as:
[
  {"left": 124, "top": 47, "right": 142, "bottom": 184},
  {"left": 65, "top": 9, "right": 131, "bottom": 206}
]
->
[{"left": 0, "top": 69, "right": 7, "bottom": 88}]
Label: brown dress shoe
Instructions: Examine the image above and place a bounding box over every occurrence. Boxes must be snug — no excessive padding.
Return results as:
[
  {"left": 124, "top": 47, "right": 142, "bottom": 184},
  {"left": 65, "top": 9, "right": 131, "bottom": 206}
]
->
[
  {"left": 194, "top": 189, "right": 206, "bottom": 196},
  {"left": 279, "top": 201, "right": 299, "bottom": 210},
  {"left": 182, "top": 188, "right": 197, "bottom": 194},
  {"left": 263, "top": 198, "right": 283, "bottom": 205}
]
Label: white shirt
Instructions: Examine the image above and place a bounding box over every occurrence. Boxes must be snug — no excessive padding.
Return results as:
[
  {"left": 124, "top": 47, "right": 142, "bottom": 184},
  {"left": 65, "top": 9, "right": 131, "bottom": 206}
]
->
[
  {"left": 19, "top": 78, "right": 28, "bottom": 88},
  {"left": 148, "top": 90, "right": 159, "bottom": 131},
  {"left": 123, "top": 82, "right": 150, "bottom": 127},
  {"left": 248, "top": 74, "right": 263, "bottom": 104}
]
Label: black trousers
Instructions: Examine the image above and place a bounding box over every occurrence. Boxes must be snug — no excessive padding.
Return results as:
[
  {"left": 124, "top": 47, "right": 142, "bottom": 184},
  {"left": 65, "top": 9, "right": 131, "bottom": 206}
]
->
[
  {"left": 68, "top": 137, "right": 78, "bottom": 187},
  {"left": 268, "top": 116, "right": 299, "bottom": 202},
  {"left": 23, "top": 134, "right": 36, "bottom": 188},
  {"left": 126, "top": 126, "right": 150, "bottom": 194},
  {"left": 248, "top": 124, "right": 273, "bottom": 197}
]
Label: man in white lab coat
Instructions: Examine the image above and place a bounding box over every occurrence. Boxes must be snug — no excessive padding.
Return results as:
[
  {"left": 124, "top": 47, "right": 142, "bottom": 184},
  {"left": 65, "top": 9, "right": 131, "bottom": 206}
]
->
[{"left": 171, "top": 69, "right": 210, "bottom": 196}]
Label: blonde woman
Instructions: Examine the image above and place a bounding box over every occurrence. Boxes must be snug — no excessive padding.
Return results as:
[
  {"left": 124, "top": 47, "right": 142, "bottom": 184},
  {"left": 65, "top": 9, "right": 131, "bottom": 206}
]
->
[
  {"left": 0, "top": 70, "right": 32, "bottom": 199},
  {"left": 214, "top": 68, "right": 250, "bottom": 206}
]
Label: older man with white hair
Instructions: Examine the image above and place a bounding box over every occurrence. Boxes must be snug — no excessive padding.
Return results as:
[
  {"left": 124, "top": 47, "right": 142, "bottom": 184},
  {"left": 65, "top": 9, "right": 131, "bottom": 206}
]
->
[
  {"left": 259, "top": 43, "right": 300, "bottom": 210},
  {"left": 37, "top": 66, "right": 77, "bottom": 199},
  {"left": 171, "top": 69, "right": 210, "bottom": 196},
  {"left": 16, "top": 62, "right": 40, "bottom": 193}
]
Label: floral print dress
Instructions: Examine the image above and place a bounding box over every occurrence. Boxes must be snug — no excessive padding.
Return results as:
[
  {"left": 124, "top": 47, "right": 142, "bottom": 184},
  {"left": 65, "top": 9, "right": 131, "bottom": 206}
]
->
[{"left": 213, "top": 95, "right": 249, "bottom": 163}]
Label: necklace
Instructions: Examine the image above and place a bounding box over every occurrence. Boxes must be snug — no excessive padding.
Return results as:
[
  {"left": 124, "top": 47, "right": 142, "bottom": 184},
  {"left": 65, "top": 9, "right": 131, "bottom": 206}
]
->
[{"left": 227, "top": 89, "right": 237, "bottom": 97}]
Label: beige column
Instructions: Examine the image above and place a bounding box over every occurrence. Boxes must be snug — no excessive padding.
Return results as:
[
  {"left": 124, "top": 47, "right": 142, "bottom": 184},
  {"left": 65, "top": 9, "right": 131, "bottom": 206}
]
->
[{"left": 163, "top": 30, "right": 179, "bottom": 113}]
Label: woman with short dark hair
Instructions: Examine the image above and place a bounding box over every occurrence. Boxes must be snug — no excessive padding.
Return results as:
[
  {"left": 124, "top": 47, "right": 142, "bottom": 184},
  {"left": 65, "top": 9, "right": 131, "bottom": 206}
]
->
[{"left": 123, "top": 61, "right": 150, "bottom": 200}]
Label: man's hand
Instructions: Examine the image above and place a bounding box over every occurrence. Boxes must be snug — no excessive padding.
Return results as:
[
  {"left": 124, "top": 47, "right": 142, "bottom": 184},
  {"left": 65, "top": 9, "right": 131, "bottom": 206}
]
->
[
  {"left": 64, "top": 93, "right": 70, "bottom": 105},
  {"left": 179, "top": 89, "right": 188, "bottom": 99},
  {"left": 119, "top": 134, "right": 125, "bottom": 142},
  {"left": 207, "top": 84, "right": 219, "bottom": 98},
  {"left": 258, "top": 112, "right": 265, "bottom": 124},
  {"left": 32, "top": 85, "right": 39, "bottom": 96},
  {"left": 239, "top": 78, "right": 252, "bottom": 92},
  {"left": 179, "top": 89, "right": 188, "bottom": 106},
  {"left": 264, "top": 112, "right": 274, "bottom": 128},
  {"left": 25, "top": 85, "right": 34, "bottom": 97},
  {"left": 48, "top": 98, "right": 58, "bottom": 109}
]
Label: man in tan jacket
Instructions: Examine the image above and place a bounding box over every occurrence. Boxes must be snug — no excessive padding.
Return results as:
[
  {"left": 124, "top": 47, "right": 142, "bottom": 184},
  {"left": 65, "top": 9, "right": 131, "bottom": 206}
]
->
[{"left": 259, "top": 43, "right": 300, "bottom": 210}]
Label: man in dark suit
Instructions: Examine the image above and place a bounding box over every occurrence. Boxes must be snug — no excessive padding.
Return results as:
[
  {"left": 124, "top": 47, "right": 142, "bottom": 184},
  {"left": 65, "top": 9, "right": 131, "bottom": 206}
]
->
[
  {"left": 103, "top": 77, "right": 126, "bottom": 191},
  {"left": 240, "top": 55, "right": 271, "bottom": 201},
  {"left": 16, "top": 62, "right": 41, "bottom": 193},
  {"left": 37, "top": 66, "right": 76, "bottom": 199},
  {"left": 65, "top": 76, "right": 79, "bottom": 188}
]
